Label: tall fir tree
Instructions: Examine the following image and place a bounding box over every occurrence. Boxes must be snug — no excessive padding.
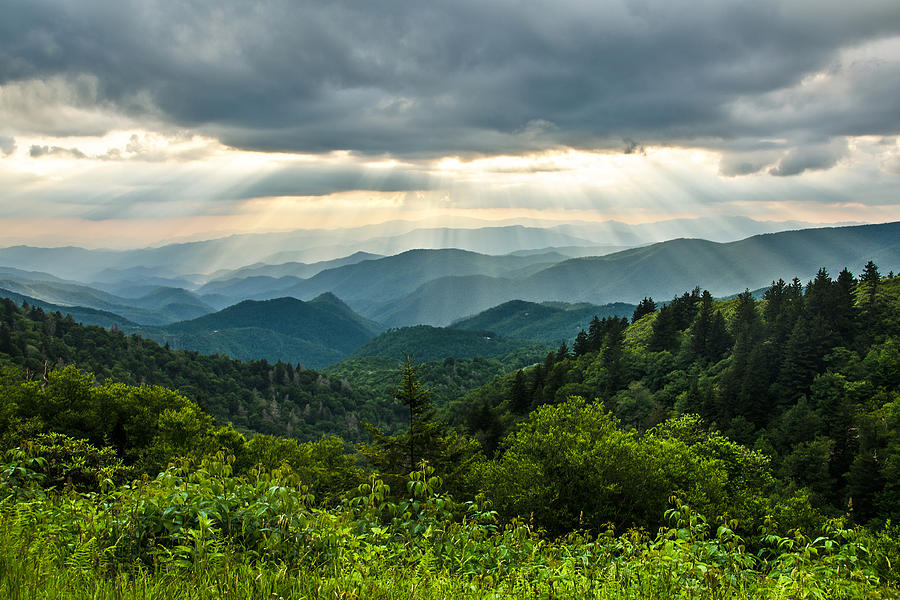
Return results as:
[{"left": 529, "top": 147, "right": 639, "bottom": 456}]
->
[
  {"left": 509, "top": 369, "right": 530, "bottom": 414},
  {"left": 632, "top": 297, "right": 657, "bottom": 322}
]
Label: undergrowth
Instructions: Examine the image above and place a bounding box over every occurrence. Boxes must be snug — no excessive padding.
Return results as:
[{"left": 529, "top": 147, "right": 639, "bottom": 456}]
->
[{"left": 0, "top": 450, "right": 895, "bottom": 599}]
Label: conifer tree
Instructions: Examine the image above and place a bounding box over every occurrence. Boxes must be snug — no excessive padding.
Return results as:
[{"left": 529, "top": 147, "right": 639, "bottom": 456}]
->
[
  {"left": 573, "top": 329, "right": 590, "bottom": 356},
  {"left": 600, "top": 316, "right": 628, "bottom": 397},
  {"left": 364, "top": 356, "right": 480, "bottom": 492},
  {"left": 394, "top": 354, "right": 436, "bottom": 472},
  {"left": 649, "top": 303, "right": 678, "bottom": 352},
  {"left": 632, "top": 296, "right": 657, "bottom": 322},
  {"left": 587, "top": 316, "right": 604, "bottom": 352},
  {"left": 510, "top": 369, "right": 529, "bottom": 414},
  {"left": 689, "top": 291, "right": 713, "bottom": 362},
  {"left": 707, "top": 311, "right": 731, "bottom": 362}
]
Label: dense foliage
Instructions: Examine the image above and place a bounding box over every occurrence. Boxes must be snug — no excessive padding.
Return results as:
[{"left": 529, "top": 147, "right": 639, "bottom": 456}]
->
[
  {"left": 325, "top": 348, "right": 546, "bottom": 409},
  {"left": 0, "top": 299, "right": 404, "bottom": 441},
  {"left": 0, "top": 264, "right": 898, "bottom": 598},
  {"left": 139, "top": 293, "right": 381, "bottom": 369},
  {"left": 1, "top": 454, "right": 896, "bottom": 599},
  {"left": 349, "top": 324, "right": 550, "bottom": 363},
  {"left": 451, "top": 299, "right": 636, "bottom": 345},
  {"left": 455, "top": 269, "right": 900, "bottom": 529}
]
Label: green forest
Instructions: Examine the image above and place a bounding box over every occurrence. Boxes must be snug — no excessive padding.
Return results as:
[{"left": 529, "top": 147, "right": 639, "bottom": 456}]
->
[{"left": 1, "top": 264, "right": 899, "bottom": 598}]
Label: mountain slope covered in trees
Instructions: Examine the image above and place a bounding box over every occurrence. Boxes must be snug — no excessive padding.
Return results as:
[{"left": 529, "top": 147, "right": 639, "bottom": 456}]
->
[
  {"left": 348, "top": 324, "right": 549, "bottom": 363},
  {"left": 1, "top": 262, "right": 900, "bottom": 598},
  {"left": 139, "top": 294, "right": 381, "bottom": 368},
  {"left": 0, "top": 298, "right": 402, "bottom": 440},
  {"left": 451, "top": 299, "right": 636, "bottom": 344},
  {"left": 452, "top": 266, "right": 900, "bottom": 527},
  {"left": 339, "top": 221, "right": 900, "bottom": 326}
]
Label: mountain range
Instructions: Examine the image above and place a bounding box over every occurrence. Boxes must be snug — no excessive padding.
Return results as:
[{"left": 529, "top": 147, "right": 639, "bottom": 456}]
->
[
  {"left": 137, "top": 294, "right": 381, "bottom": 369},
  {"left": 0, "top": 215, "right": 844, "bottom": 282},
  {"left": 0, "top": 220, "right": 896, "bottom": 368}
]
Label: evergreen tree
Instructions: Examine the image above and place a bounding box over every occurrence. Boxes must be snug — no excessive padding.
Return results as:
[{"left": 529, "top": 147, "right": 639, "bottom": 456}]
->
[
  {"left": 509, "top": 369, "right": 529, "bottom": 414},
  {"left": 688, "top": 291, "right": 733, "bottom": 365},
  {"left": 775, "top": 314, "right": 821, "bottom": 404},
  {"left": 732, "top": 290, "right": 762, "bottom": 343},
  {"left": 363, "top": 356, "right": 480, "bottom": 491},
  {"left": 632, "top": 297, "right": 657, "bottom": 322},
  {"left": 394, "top": 355, "right": 436, "bottom": 472},
  {"left": 861, "top": 260, "right": 880, "bottom": 285},
  {"left": 707, "top": 311, "right": 731, "bottom": 363},
  {"left": 834, "top": 268, "right": 857, "bottom": 342},
  {"left": 649, "top": 303, "right": 679, "bottom": 352},
  {"left": 573, "top": 329, "right": 590, "bottom": 356},
  {"left": 528, "top": 363, "right": 546, "bottom": 410},
  {"left": 587, "top": 316, "right": 604, "bottom": 352},
  {"left": 689, "top": 291, "right": 713, "bottom": 363},
  {"left": 600, "top": 317, "right": 628, "bottom": 398}
]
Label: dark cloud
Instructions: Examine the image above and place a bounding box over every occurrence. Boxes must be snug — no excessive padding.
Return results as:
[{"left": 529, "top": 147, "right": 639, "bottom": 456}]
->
[
  {"left": 29, "top": 144, "right": 87, "bottom": 158},
  {"left": 770, "top": 141, "right": 849, "bottom": 177},
  {"left": 2, "top": 0, "right": 900, "bottom": 164},
  {"left": 234, "top": 165, "right": 434, "bottom": 198}
]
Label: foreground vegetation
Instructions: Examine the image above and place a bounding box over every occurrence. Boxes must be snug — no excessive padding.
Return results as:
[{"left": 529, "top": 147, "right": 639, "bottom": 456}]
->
[
  {"left": 1, "top": 264, "right": 899, "bottom": 597},
  {"left": 1, "top": 453, "right": 896, "bottom": 599}
]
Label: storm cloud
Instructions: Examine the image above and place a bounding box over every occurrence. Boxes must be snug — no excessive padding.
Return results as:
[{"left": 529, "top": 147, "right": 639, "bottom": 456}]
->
[{"left": 2, "top": 0, "right": 899, "bottom": 165}]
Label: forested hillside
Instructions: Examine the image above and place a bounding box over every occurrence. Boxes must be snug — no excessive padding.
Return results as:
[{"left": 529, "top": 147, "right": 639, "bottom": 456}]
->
[
  {"left": 1, "top": 264, "right": 899, "bottom": 598},
  {"left": 325, "top": 351, "right": 545, "bottom": 409},
  {"left": 451, "top": 299, "right": 635, "bottom": 344},
  {"left": 0, "top": 298, "right": 402, "bottom": 440},
  {"left": 348, "top": 324, "right": 549, "bottom": 363},
  {"left": 139, "top": 293, "right": 382, "bottom": 368},
  {"left": 453, "top": 265, "right": 900, "bottom": 527}
]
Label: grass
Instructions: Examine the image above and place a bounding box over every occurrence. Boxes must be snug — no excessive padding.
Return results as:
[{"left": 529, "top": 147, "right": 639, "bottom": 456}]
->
[{"left": 1, "top": 471, "right": 896, "bottom": 599}]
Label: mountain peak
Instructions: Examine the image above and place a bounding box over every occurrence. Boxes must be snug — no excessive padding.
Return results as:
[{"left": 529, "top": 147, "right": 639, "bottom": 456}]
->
[{"left": 311, "top": 291, "right": 346, "bottom": 306}]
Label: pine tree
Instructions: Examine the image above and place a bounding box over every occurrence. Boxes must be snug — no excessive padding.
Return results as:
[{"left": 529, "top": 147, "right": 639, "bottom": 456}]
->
[
  {"left": 649, "top": 303, "right": 678, "bottom": 352},
  {"left": 707, "top": 311, "right": 731, "bottom": 362},
  {"left": 510, "top": 369, "right": 529, "bottom": 413},
  {"left": 600, "top": 316, "right": 628, "bottom": 397},
  {"left": 834, "top": 268, "right": 857, "bottom": 342},
  {"left": 775, "top": 314, "right": 820, "bottom": 404},
  {"left": 393, "top": 354, "right": 436, "bottom": 472},
  {"left": 861, "top": 260, "right": 880, "bottom": 285},
  {"left": 363, "top": 356, "right": 480, "bottom": 492},
  {"left": 573, "top": 329, "right": 590, "bottom": 356},
  {"left": 587, "top": 316, "right": 604, "bottom": 352},
  {"left": 689, "top": 291, "right": 713, "bottom": 362},
  {"left": 632, "top": 297, "right": 657, "bottom": 322}
]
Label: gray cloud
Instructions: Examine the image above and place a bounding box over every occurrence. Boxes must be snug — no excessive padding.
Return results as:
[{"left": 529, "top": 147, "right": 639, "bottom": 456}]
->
[
  {"left": 29, "top": 144, "right": 87, "bottom": 158},
  {"left": 0, "top": 135, "right": 14, "bottom": 156},
  {"left": 770, "top": 140, "right": 849, "bottom": 177},
  {"left": 1, "top": 0, "right": 899, "bottom": 167},
  {"left": 234, "top": 165, "right": 434, "bottom": 199},
  {"left": 719, "top": 153, "right": 777, "bottom": 177}
]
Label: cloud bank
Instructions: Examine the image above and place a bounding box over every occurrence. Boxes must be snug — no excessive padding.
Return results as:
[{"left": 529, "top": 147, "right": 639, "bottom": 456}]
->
[
  {"left": 0, "top": 0, "right": 898, "bottom": 244},
  {"left": 1, "top": 0, "right": 898, "bottom": 162}
]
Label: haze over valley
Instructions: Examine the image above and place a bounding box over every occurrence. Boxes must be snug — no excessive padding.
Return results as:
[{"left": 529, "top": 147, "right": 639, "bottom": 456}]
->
[{"left": 0, "top": 218, "right": 897, "bottom": 367}]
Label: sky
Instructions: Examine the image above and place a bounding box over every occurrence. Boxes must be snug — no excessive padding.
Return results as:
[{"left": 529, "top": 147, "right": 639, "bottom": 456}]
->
[{"left": 1, "top": 0, "right": 899, "bottom": 248}]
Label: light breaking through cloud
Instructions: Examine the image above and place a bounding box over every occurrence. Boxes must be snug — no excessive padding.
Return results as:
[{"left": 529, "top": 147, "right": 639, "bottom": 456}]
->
[{"left": 0, "top": 0, "right": 898, "bottom": 246}]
